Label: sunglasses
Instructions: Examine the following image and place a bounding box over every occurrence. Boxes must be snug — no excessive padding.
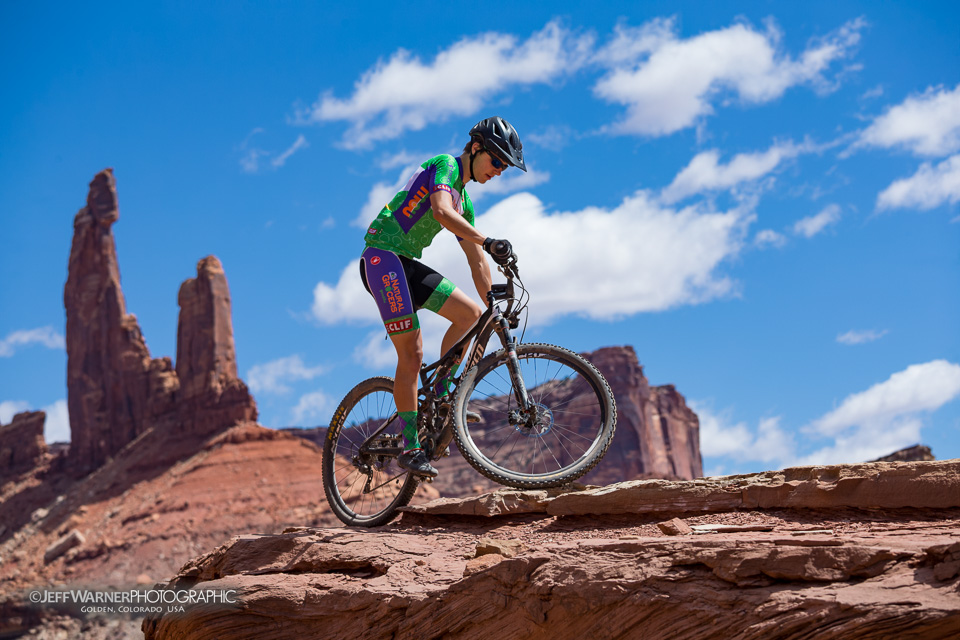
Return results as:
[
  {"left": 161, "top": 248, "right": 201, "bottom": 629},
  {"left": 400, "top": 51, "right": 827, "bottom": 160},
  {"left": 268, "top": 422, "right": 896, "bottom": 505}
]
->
[{"left": 485, "top": 149, "right": 508, "bottom": 170}]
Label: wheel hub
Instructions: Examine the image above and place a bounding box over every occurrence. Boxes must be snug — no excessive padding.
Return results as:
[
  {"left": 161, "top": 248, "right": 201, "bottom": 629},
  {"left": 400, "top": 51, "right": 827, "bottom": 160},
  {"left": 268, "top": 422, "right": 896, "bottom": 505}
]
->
[{"left": 511, "top": 403, "right": 554, "bottom": 437}]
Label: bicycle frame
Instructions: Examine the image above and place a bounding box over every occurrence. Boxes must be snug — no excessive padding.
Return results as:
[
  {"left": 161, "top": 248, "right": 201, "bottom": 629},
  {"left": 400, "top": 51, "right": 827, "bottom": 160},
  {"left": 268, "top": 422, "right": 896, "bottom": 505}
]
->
[{"left": 358, "top": 270, "right": 531, "bottom": 462}]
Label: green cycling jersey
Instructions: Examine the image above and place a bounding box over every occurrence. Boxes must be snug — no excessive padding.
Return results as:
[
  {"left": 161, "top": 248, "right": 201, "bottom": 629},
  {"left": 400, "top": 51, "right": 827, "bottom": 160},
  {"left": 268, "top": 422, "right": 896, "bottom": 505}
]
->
[{"left": 364, "top": 154, "right": 475, "bottom": 259}]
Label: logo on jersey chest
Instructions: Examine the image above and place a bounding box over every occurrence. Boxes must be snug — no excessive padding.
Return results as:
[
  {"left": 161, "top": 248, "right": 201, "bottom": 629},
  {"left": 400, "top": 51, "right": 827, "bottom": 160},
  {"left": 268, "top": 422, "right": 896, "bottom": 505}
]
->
[{"left": 401, "top": 186, "right": 430, "bottom": 218}]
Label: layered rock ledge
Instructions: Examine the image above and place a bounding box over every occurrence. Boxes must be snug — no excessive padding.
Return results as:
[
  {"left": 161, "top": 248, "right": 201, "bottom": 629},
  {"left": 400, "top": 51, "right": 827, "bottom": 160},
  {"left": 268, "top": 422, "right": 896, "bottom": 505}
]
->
[{"left": 142, "top": 460, "right": 960, "bottom": 639}]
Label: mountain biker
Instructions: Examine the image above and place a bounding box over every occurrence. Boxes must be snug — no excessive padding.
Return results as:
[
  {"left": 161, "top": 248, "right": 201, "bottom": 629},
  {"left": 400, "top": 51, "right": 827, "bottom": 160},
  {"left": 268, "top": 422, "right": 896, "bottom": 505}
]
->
[{"left": 359, "top": 116, "right": 524, "bottom": 478}]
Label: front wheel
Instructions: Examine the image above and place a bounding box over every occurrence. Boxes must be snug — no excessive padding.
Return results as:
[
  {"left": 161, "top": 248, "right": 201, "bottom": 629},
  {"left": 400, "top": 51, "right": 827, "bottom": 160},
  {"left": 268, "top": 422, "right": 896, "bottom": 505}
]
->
[
  {"left": 322, "top": 376, "right": 419, "bottom": 527},
  {"left": 452, "top": 343, "right": 617, "bottom": 489}
]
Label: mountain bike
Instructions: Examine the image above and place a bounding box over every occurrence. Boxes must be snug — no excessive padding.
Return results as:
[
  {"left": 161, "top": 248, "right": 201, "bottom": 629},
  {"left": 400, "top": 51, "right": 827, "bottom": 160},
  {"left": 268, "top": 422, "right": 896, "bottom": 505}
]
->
[{"left": 321, "top": 249, "right": 617, "bottom": 527}]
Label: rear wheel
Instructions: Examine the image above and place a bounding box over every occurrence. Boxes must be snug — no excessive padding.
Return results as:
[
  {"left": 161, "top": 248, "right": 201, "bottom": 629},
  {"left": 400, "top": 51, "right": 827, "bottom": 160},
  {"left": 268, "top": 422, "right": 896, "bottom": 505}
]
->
[
  {"left": 452, "top": 343, "right": 616, "bottom": 489},
  {"left": 322, "top": 377, "right": 418, "bottom": 527}
]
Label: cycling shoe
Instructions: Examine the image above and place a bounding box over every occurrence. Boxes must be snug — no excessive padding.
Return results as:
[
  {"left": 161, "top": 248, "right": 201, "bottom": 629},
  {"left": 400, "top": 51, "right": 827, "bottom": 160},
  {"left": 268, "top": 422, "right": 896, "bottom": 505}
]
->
[
  {"left": 398, "top": 449, "right": 438, "bottom": 478},
  {"left": 466, "top": 411, "right": 481, "bottom": 423}
]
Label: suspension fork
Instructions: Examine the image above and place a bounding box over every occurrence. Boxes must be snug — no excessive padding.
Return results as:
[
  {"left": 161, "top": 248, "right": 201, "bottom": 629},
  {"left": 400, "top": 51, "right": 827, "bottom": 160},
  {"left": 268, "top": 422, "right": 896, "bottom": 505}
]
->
[{"left": 494, "top": 316, "right": 532, "bottom": 411}]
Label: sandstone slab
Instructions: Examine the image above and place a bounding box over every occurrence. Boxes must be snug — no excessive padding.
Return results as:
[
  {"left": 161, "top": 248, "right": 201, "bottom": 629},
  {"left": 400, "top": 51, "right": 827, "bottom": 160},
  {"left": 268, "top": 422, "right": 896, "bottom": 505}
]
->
[
  {"left": 399, "top": 488, "right": 558, "bottom": 517},
  {"left": 547, "top": 460, "right": 960, "bottom": 516},
  {"left": 142, "top": 523, "right": 960, "bottom": 640}
]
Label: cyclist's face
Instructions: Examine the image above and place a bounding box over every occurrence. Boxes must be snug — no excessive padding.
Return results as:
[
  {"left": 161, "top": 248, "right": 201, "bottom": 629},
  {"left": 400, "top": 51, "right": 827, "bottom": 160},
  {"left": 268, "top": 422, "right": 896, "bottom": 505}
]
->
[{"left": 475, "top": 148, "right": 507, "bottom": 183}]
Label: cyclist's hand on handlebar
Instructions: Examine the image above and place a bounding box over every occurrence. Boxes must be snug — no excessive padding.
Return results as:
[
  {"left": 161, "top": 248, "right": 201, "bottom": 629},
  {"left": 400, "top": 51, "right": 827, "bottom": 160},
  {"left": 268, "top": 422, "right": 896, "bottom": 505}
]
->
[{"left": 483, "top": 237, "right": 515, "bottom": 264}]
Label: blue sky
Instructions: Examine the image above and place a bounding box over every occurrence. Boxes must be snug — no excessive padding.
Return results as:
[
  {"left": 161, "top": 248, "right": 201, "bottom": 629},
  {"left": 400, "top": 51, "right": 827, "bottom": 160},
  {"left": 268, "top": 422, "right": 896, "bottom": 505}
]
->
[{"left": 1, "top": 1, "right": 958, "bottom": 476}]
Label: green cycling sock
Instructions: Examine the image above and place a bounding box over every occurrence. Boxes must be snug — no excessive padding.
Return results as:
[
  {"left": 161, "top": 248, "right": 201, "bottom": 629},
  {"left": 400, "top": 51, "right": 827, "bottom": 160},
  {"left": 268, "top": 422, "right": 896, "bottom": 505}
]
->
[
  {"left": 435, "top": 362, "right": 461, "bottom": 398},
  {"left": 399, "top": 411, "right": 419, "bottom": 451}
]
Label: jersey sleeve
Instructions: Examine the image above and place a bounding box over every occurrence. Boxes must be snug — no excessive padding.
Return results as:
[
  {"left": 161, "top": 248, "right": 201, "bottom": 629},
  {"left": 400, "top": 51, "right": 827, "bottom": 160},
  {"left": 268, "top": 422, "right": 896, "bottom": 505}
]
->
[{"left": 429, "top": 155, "right": 459, "bottom": 195}]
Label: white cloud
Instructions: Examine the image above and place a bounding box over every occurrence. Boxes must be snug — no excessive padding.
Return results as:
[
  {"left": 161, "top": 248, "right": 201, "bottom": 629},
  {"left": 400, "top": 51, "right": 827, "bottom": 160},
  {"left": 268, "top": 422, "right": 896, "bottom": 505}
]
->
[
  {"left": 876, "top": 154, "right": 960, "bottom": 211},
  {"left": 694, "top": 402, "right": 795, "bottom": 464},
  {"left": 0, "top": 327, "right": 65, "bottom": 357},
  {"left": 313, "top": 191, "right": 751, "bottom": 326},
  {"left": 469, "top": 166, "right": 551, "bottom": 201},
  {"left": 660, "top": 141, "right": 807, "bottom": 203},
  {"left": 857, "top": 84, "right": 960, "bottom": 157},
  {"left": 300, "top": 21, "right": 593, "bottom": 148},
  {"left": 593, "top": 18, "right": 864, "bottom": 137},
  {"left": 699, "top": 360, "right": 960, "bottom": 470},
  {"left": 837, "top": 329, "right": 888, "bottom": 345},
  {"left": 593, "top": 17, "right": 678, "bottom": 67},
  {"left": 794, "top": 417, "right": 925, "bottom": 466},
  {"left": 247, "top": 355, "right": 327, "bottom": 394},
  {"left": 526, "top": 124, "right": 575, "bottom": 151},
  {"left": 43, "top": 399, "right": 70, "bottom": 443},
  {"left": 238, "top": 128, "right": 267, "bottom": 173},
  {"left": 798, "top": 361, "right": 960, "bottom": 464},
  {"left": 793, "top": 204, "right": 841, "bottom": 237},
  {"left": 754, "top": 229, "right": 787, "bottom": 249},
  {"left": 808, "top": 360, "right": 960, "bottom": 437},
  {"left": 292, "top": 390, "right": 331, "bottom": 425},
  {"left": 271, "top": 135, "right": 309, "bottom": 168},
  {"left": 352, "top": 329, "right": 399, "bottom": 371},
  {"left": 239, "top": 130, "right": 308, "bottom": 173},
  {"left": 312, "top": 260, "right": 382, "bottom": 325},
  {"left": 0, "top": 400, "right": 30, "bottom": 424},
  {"left": 240, "top": 149, "right": 267, "bottom": 173},
  {"left": 378, "top": 150, "right": 422, "bottom": 170}
]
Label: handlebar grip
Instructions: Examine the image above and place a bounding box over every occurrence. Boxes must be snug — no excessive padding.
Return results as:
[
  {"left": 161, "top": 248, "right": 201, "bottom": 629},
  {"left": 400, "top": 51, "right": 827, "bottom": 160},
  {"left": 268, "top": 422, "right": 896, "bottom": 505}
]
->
[{"left": 484, "top": 237, "right": 513, "bottom": 261}]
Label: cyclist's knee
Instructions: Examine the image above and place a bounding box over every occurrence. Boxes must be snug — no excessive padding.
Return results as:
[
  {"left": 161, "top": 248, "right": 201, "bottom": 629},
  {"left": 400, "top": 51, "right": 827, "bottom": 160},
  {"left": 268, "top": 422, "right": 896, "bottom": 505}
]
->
[
  {"left": 393, "top": 331, "right": 423, "bottom": 368},
  {"left": 455, "top": 302, "right": 481, "bottom": 330},
  {"left": 455, "top": 299, "right": 482, "bottom": 327}
]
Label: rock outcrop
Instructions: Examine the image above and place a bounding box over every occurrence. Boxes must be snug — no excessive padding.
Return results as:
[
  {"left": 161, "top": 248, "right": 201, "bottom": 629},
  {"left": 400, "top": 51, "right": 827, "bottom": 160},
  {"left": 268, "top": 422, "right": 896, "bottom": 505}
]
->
[
  {"left": 872, "top": 444, "right": 935, "bottom": 462},
  {"left": 62, "top": 169, "right": 255, "bottom": 474},
  {"left": 141, "top": 459, "right": 960, "bottom": 640},
  {"left": 403, "top": 460, "right": 960, "bottom": 517},
  {"left": 176, "top": 256, "right": 257, "bottom": 435},
  {"left": 64, "top": 169, "right": 179, "bottom": 473},
  {"left": 0, "top": 411, "right": 47, "bottom": 478},
  {"left": 0, "top": 422, "right": 445, "bottom": 638},
  {"left": 581, "top": 346, "right": 702, "bottom": 482}
]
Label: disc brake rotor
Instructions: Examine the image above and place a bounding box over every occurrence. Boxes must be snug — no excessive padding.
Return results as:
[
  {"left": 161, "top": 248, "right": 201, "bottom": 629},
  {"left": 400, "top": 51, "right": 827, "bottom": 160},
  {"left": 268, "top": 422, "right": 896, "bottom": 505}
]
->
[{"left": 511, "top": 403, "right": 554, "bottom": 438}]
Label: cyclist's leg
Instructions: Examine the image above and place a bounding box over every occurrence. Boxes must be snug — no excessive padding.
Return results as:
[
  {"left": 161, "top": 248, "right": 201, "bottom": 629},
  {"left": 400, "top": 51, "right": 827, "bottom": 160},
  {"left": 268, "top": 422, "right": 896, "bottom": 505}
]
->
[
  {"left": 360, "top": 247, "right": 423, "bottom": 444},
  {"left": 389, "top": 328, "right": 422, "bottom": 415},
  {"left": 436, "top": 288, "right": 482, "bottom": 357},
  {"left": 390, "top": 328, "right": 426, "bottom": 457}
]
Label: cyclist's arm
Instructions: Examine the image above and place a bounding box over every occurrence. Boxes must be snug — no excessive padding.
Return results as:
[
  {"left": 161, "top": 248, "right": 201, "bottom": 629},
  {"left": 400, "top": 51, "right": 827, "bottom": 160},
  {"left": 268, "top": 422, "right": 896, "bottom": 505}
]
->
[
  {"left": 430, "top": 191, "right": 485, "bottom": 245},
  {"left": 461, "top": 239, "right": 492, "bottom": 300}
]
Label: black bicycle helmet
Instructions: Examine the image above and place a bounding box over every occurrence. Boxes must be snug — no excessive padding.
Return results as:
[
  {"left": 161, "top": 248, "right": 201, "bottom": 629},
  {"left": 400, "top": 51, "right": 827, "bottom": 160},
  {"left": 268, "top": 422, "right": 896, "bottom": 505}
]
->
[{"left": 469, "top": 116, "right": 527, "bottom": 175}]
